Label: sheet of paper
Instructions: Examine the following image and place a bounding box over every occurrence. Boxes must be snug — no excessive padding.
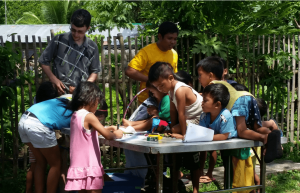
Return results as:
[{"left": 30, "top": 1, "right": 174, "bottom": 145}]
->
[{"left": 183, "top": 123, "right": 214, "bottom": 142}]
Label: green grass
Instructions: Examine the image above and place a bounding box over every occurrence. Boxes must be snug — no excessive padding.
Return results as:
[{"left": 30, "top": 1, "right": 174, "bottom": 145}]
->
[{"left": 266, "top": 170, "right": 300, "bottom": 193}]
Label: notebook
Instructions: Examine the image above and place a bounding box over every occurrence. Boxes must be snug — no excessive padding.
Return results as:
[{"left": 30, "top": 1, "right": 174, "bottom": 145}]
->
[{"left": 183, "top": 123, "right": 214, "bottom": 142}]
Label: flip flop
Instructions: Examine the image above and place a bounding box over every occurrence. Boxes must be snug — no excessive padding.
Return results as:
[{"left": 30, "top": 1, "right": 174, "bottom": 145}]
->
[
  {"left": 264, "top": 130, "right": 281, "bottom": 163},
  {"left": 199, "top": 176, "right": 215, "bottom": 184},
  {"left": 269, "top": 119, "right": 283, "bottom": 159}
]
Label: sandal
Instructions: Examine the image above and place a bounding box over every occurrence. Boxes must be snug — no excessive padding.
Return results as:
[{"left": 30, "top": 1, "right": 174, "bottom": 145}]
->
[{"left": 264, "top": 130, "right": 281, "bottom": 163}]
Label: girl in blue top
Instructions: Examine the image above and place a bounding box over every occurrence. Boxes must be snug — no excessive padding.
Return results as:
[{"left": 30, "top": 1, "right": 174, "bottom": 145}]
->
[
  {"left": 199, "top": 84, "right": 237, "bottom": 183},
  {"left": 18, "top": 82, "right": 73, "bottom": 193}
]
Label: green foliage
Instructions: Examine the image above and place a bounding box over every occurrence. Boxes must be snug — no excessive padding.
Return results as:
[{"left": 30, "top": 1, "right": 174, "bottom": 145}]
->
[
  {"left": 192, "top": 35, "right": 227, "bottom": 59},
  {"left": 0, "top": 166, "right": 27, "bottom": 192},
  {"left": 15, "top": 0, "right": 82, "bottom": 24},
  {"left": 83, "top": 1, "right": 137, "bottom": 34},
  {"left": 1, "top": 1, "right": 43, "bottom": 24}
]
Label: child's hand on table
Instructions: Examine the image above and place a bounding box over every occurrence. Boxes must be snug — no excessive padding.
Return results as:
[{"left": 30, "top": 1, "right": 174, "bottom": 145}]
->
[
  {"left": 169, "top": 133, "right": 184, "bottom": 139},
  {"left": 114, "top": 130, "right": 124, "bottom": 139}
]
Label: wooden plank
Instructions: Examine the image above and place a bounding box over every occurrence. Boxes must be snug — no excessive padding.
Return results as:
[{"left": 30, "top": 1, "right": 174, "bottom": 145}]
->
[
  {"left": 290, "top": 35, "right": 296, "bottom": 151},
  {"left": 266, "top": 36, "right": 271, "bottom": 120},
  {"left": 247, "top": 35, "right": 251, "bottom": 90},
  {"left": 1, "top": 106, "right": 4, "bottom": 174},
  {"left": 236, "top": 35, "right": 240, "bottom": 79},
  {"left": 128, "top": 36, "right": 133, "bottom": 116},
  {"left": 12, "top": 35, "right": 19, "bottom": 178},
  {"left": 32, "top": 36, "right": 39, "bottom": 89},
  {"left": 297, "top": 34, "right": 300, "bottom": 149},
  {"left": 107, "top": 37, "right": 113, "bottom": 126},
  {"left": 114, "top": 36, "right": 121, "bottom": 167},
  {"left": 114, "top": 37, "right": 120, "bottom": 124},
  {"left": 146, "top": 36, "right": 149, "bottom": 45},
  {"left": 256, "top": 36, "right": 260, "bottom": 98},
  {"left": 135, "top": 36, "right": 139, "bottom": 110},
  {"left": 151, "top": 35, "right": 155, "bottom": 44},
  {"left": 38, "top": 36, "right": 46, "bottom": 82},
  {"left": 286, "top": 35, "right": 291, "bottom": 140},
  {"left": 186, "top": 38, "right": 189, "bottom": 72},
  {"left": 120, "top": 35, "right": 127, "bottom": 115},
  {"left": 251, "top": 36, "right": 255, "bottom": 95},
  {"left": 25, "top": 35, "right": 33, "bottom": 106},
  {"left": 181, "top": 37, "right": 184, "bottom": 70},
  {"left": 141, "top": 36, "right": 144, "bottom": 48},
  {"left": 281, "top": 35, "right": 286, "bottom": 133},
  {"left": 262, "top": 35, "right": 265, "bottom": 101},
  {"left": 18, "top": 35, "right": 27, "bottom": 170},
  {"left": 276, "top": 35, "right": 281, "bottom": 121},
  {"left": 100, "top": 37, "right": 105, "bottom": 96},
  {"left": 270, "top": 35, "right": 276, "bottom": 119}
]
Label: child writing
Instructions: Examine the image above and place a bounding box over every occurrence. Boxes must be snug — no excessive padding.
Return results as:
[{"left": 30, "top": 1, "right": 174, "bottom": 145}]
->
[
  {"left": 65, "top": 82, "right": 123, "bottom": 193},
  {"left": 121, "top": 81, "right": 170, "bottom": 133},
  {"left": 198, "top": 84, "right": 238, "bottom": 183},
  {"left": 148, "top": 62, "right": 203, "bottom": 193}
]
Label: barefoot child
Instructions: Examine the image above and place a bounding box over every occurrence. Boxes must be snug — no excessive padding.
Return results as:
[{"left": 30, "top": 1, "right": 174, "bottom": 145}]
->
[
  {"left": 148, "top": 62, "right": 203, "bottom": 193},
  {"left": 65, "top": 82, "right": 123, "bottom": 192},
  {"left": 199, "top": 84, "right": 238, "bottom": 183}
]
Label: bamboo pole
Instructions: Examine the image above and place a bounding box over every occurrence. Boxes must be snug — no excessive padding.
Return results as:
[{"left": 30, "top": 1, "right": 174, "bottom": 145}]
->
[
  {"left": 290, "top": 35, "right": 296, "bottom": 152},
  {"left": 32, "top": 36, "right": 39, "bottom": 90},
  {"left": 128, "top": 36, "right": 133, "bottom": 116},
  {"left": 297, "top": 34, "right": 300, "bottom": 149},
  {"left": 38, "top": 36, "right": 46, "bottom": 82},
  {"left": 251, "top": 36, "right": 255, "bottom": 95},
  {"left": 256, "top": 36, "right": 260, "bottom": 98},
  {"left": 270, "top": 35, "right": 276, "bottom": 119},
  {"left": 114, "top": 36, "right": 121, "bottom": 167},
  {"left": 247, "top": 35, "right": 251, "bottom": 91},
  {"left": 236, "top": 35, "right": 240, "bottom": 80},
  {"left": 107, "top": 37, "right": 113, "bottom": 126},
  {"left": 120, "top": 35, "right": 127, "bottom": 115},
  {"left": 186, "top": 38, "right": 189, "bottom": 72},
  {"left": 275, "top": 35, "right": 281, "bottom": 121},
  {"left": 181, "top": 37, "right": 184, "bottom": 70},
  {"left": 135, "top": 36, "right": 139, "bottom": 110},
  {"left": 287, "top": 35, "right": 291, "bottom": 141},
  {"left": 281, "top": 35, "right": 286, "bottom": 133},
  {"left": 266, "top": 36, "right": 271, "bottom": 120},
  {"left": 25, "top": 35, "right": 33, "bottom": 106},
  {"left": 100, "top": 37, "right": 105, "bottom": 96}
]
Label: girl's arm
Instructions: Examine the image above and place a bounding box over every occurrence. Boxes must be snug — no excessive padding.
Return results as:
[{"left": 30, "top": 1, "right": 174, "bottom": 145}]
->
[
  {"left": 175, "top": 88, "right": 187, "bottom": 135},
  {"left": 169, "top": 99, "right": 178, "bottom": 129},
  {"left": 213, "top": 133, "right": 229, "bottom": 141},
  {"left": 85, "top": 113, "right": 123, "bottom": 140}
]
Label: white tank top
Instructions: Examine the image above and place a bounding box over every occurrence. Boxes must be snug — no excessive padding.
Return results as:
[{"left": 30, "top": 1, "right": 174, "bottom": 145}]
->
[{"left": 169, "top": 81, "right": 203, "bottom": 124}]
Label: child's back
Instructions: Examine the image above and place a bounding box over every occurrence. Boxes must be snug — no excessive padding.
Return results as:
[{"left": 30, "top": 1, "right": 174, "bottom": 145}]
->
[{"left": 170, "top": 81, "right": 203, "bottom": 125}]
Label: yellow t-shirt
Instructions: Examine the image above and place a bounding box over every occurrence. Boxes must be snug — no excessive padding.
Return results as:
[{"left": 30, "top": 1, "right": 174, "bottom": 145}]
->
[{"left": 128, "top": 43, "right": 178, "bottom": 103}]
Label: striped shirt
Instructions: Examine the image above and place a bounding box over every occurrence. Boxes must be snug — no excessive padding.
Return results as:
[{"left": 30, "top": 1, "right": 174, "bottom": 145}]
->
[{"left": 39, "top": 32, "right": 101, "bottom": 88}]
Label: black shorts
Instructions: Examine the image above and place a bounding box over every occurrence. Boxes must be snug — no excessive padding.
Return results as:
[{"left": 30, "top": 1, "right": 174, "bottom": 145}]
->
[{"left": 176, "top": 152, "right": 200, "bottom": 171}]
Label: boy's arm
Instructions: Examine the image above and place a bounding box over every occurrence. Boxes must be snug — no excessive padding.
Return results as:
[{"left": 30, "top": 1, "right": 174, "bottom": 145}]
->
[
  {"left": 213, "top": 133, "right": 229, "bottom": 141},
  {"left": 125, "top": 49, "right": 149, "bottom": 82},
  {"left": 169, "top": 100, "right": 178, "bottom": 129},
  {"left": 175, "top": 88, "right": 187, "bottom": 135}
]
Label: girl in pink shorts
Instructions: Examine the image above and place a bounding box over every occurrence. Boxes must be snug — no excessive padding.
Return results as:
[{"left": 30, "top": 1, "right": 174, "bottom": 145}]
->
[{"left": 65, "top": 82, "right": 123, "bottom": 193}]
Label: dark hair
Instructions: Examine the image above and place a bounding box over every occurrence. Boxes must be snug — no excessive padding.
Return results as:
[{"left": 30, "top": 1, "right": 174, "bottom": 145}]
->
[
  {"left": 36, "top": 81, "right": 58, "bottom": 103},
  {"left": 146, "top": 80, "right": 155, "bottom": 98},
  {"left": 202, "top": 84, "right": 230, "bottom": 109},
  {"left": 71, "top": 82, "right": 102, "bottom": 111},
  {"left": 256, "top": 98, "right": 267, "bottom": 117},
  {"left": 95, "top": 100, "right": 108, "bottom": 117},
  {"left": 231, "top": 83, "right": 249, "bottom": 92},
  {"left": 175, "top": 70, "right": 193, "bottom": 86},
  {"left": 220, "top": 58, "right": 227, "bottom": 69},
  {"left": 70, "top": 9, "right": 91, "bottom": 28},
  {"left": 148, "top": 62, "right": 175, "bottom": 83},
  {"left": 196, "top": 56, "right": 223, "bottom": 80},
  {"left": 158, "top": 21, "right": 179, "bottom": 38}
]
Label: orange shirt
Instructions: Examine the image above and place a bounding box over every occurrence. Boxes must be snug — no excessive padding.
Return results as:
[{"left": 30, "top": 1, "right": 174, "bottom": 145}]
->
[{"left": 128, "top": 43, "right": 178, "bottom": 103}]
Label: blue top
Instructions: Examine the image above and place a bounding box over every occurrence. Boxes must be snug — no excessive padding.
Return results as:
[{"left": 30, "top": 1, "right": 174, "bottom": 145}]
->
[
  {"left": 226, "top": 79, "right": 237, "bottom": 84},
  {"left": 27, "top": 98, "right": 73, "bottom": 130},
  {"left": 199, "top": 108, "right": 237, "bottom": 139},
  {"left": 231, "top": 95, "right": 262, "bottom": 129}
]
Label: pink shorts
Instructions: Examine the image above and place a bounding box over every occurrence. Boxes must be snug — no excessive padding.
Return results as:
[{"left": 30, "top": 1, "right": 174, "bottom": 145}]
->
[{"left": 65, "top": 176, "right": 104, "bottom": 191}]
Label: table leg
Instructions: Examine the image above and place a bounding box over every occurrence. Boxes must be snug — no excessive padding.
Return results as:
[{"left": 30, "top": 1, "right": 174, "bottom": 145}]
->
[
  {"left": 224, "top": 155, "right": 231, "bottom": 190},
  {"left": 156, "top": 153, "right": 164, "bottom": 193},
  {"left": 260, "top": 146, "right": 266, "bottom": 193},
  {"left": 171, "top": 154, "right": 178, "bottom": 193}
]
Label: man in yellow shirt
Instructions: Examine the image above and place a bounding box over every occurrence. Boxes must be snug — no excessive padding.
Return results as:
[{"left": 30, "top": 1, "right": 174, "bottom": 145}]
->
[{"left": 125, "top": 21, "right": 179, "bottom": 104}]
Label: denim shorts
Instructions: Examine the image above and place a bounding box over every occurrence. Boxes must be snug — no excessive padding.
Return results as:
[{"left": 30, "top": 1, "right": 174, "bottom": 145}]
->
[{"left": 18, "top": 113, "right": 57, "bottom": 148}]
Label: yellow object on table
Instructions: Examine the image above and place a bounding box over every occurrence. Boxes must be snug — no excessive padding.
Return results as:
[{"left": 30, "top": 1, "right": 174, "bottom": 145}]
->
[{"left": 148, "top": 134, "right": 163, "bottom": 141}]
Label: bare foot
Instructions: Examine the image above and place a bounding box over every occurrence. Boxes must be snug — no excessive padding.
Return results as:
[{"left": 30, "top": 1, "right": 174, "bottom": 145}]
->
[{"left": 122, "top": 118, "right": 130, "bottom": 127}]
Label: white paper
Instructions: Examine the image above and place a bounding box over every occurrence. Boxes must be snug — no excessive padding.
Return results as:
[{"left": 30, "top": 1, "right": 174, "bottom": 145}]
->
[
  {"left": 119, "top": 126, "right": 136, "bottom": 133},
  {"left": 183, "top": 123, "right": 214, "bottom": 142}
]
